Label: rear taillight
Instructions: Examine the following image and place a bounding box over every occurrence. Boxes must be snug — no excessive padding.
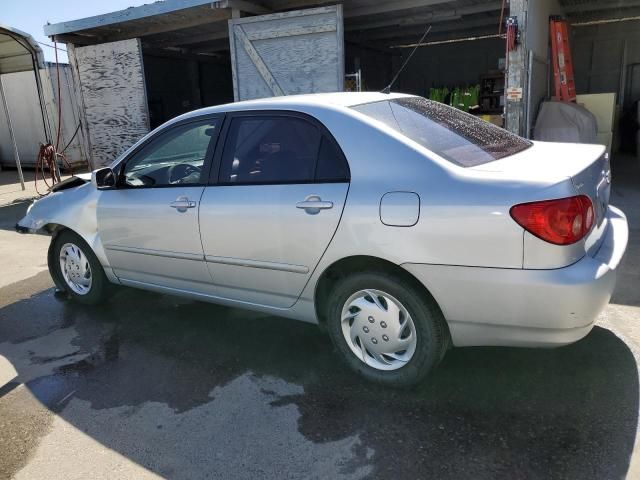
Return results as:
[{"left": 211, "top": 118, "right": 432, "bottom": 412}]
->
[{"left": 510, "top": 195, "right": 594, "bottom": 245}]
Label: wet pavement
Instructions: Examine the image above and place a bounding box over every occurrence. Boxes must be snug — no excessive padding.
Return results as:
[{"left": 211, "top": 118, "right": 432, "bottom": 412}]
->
[{"left": 1, "top": 158, "right": 640, "bottom": 479}]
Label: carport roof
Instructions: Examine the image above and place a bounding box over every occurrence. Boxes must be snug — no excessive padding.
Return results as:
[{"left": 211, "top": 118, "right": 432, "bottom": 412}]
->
[
  {"left": 560, "top": 0, "right": 640, "bottom": 23},
  {"left": 43, "top": 0, "right": 507, "bottom": 52},
  {"left": 44, "top": 0, "right": 640, "bottom": 54},
  {"left": 0, "top": 25, "right": 45, "bottom": 75}
]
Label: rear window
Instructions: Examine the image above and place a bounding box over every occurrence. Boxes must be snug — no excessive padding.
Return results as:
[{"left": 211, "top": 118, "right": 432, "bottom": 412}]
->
[{"left": 352, "top": 97, "right": 531, "bottom": 167}]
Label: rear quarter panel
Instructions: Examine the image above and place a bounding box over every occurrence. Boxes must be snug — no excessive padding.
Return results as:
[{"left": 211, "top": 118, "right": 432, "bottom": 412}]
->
[{"left": 293, "top": 105, "right": 578, "bottom": 312}]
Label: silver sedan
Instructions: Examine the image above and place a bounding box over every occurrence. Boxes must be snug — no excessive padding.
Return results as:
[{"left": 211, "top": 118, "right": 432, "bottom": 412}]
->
[{"left": 18, "top": 92, "right": 629, "bottom": 386}]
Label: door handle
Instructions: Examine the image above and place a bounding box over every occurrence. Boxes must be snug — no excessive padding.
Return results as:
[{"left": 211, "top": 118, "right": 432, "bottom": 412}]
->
[
  {"left": 296, "top": 195, "right": 333, "bottom": 215},
  {"left": 170, "top": 196, "right": 196, "bottom": 212}
]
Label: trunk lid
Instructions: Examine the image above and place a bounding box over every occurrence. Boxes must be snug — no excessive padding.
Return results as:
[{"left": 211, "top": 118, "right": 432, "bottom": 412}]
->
[{"left": 472, "top": 140, "right": 611, "bottom": 253}]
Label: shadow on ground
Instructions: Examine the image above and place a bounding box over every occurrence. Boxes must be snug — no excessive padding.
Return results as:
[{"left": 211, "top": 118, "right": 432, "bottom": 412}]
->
[
  {"left": 0, "top": 200, "right": 32, "bottom": 231},
  {"left": 0, "top": 272, "right": 637, "bottom": 479}
]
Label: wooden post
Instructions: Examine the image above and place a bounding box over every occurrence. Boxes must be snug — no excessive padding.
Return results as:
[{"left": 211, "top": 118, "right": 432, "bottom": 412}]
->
[{"left": 0, "top": 75, "right": 25, "bottom": 191}]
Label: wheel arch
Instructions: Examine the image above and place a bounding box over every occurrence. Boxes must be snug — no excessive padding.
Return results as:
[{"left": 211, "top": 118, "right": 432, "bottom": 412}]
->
[
  {"left": 313, "top": 255, "right": 445, "bottom": 327},
  {"left": 41, "top": 222, "right": 68, "bottom": 236},
  {"left": 45, "top": 224, "right": 119, "bottom": 286},
  {"left": 46, "top": 224, "right": 79, "bottom": 291}
]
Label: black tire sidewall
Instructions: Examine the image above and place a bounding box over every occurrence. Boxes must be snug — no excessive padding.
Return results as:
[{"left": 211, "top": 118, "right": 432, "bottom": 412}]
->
[
  {"left": 51, "top": 231, "right": 108, "bottom": 305},
  {"left": 326, "top": 271, "right": 447, "bottom": 387}
]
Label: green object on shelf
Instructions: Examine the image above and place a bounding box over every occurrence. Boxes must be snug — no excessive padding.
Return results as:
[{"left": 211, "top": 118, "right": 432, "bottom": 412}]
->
[
  {"left": 429, "top": 87, "right": 449, "bottom": 103},
  {"left": 450, "top": 88, "right": 459, "bottom": 108},
  {"left": 430, "top": 84, "right": 480, "bottom": 112},
  {"left": 467, "top": 84, "right": 480, "bottom": 110}
]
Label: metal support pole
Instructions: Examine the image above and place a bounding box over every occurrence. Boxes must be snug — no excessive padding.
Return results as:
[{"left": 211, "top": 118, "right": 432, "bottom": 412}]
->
[
  {"left": 0, "top": 75, "right": 25, "bottom": 191},
  {"left": 525, "top": 49, "right": 534, "bottom": 139}
]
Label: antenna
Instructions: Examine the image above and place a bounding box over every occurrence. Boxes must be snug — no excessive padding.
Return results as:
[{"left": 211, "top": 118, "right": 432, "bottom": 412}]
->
[{"left": 382, "top": 25, "right": 432, "bottom": 94}]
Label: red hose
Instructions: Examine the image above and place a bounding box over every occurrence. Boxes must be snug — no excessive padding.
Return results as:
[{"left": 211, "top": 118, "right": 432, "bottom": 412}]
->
[{"left": 34, "top": 42, "right": 73, "bottom": 195}]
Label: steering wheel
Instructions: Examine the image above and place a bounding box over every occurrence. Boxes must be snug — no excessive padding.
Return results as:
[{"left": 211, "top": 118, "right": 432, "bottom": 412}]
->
[{"left": 167, "top": 163, "right": 202, "bottom": 184}]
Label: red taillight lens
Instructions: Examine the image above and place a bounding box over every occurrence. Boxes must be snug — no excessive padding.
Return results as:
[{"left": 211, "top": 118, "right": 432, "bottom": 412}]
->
[{"left": 510, "top": 195, "right": 594, "bottom": 245}]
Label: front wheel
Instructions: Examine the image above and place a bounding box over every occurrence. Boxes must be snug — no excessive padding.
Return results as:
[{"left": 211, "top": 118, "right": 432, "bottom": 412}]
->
[
  {"left": 325, "top": 271, "right": 449, "bottom": 387},
  {"left": 50, "top": 230, "right": 111, "bottom": 305}
]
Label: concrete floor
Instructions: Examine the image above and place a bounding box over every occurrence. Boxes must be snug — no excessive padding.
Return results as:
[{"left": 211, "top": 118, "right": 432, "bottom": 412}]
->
[
  {"left": 0, "top": 156, "right": 639, "bottom": 479},
  {"left": 0, "top": 169, "right": 72, "bottom": 206}
]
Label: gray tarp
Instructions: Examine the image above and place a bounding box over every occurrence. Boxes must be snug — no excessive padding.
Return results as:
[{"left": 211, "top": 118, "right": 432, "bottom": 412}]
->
[{"left": 534, "top": 101, "right": 598, "bottom": 143}]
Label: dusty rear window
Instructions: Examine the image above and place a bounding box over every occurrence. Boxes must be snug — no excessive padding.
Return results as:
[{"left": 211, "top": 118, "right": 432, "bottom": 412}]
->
[{"left": 352, "top": 97, "right": 531, "bottom": 167}]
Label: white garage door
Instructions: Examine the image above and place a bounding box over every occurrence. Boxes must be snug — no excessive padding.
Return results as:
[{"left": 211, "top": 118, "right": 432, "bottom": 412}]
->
[{"left": 228, "top": 5, "right": 344, "bottom": 101}]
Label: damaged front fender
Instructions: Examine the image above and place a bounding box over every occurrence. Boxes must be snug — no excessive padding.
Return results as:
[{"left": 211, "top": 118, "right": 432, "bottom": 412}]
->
[
  {"left": 17, "top": 182, "right": 95, "bottom": 235},
  {"left": 16, "top": 181, "right": 115, "bottom": 280}
]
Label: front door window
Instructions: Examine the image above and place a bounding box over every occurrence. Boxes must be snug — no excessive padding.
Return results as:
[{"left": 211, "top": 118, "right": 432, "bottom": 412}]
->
[{"left": 123, "top": 119, "right": 219, "bottom": 187}]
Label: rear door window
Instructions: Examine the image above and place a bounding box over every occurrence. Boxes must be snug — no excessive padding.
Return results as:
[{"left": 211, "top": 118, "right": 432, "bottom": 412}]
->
[
  {"left": 315, "top": 137, "right": 350, "bottom": 182},
  {"left": 218, "top": 115, "right": 349, "bottom": 184},
  {"left": 352, "top": 97, "right": 531, "bottom": 167}
]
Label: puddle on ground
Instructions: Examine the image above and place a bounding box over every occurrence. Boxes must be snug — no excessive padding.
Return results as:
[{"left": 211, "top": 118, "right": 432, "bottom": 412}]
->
[
  {"left": 1, "top": 273, "right": 639, "bottom": 479},
  {"left": 15, "top": 373, "right": 374, "bottom": 480}
]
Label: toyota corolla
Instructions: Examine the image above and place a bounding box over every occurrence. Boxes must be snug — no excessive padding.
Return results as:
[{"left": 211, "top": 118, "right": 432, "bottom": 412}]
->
[{"left": 17, "top": 92, "right": 628, "bottom": 386}]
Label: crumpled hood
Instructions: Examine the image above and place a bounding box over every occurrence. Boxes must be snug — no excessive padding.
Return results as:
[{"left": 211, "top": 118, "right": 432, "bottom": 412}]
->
[{"left": 50, "top": 173, "right": 92, "bottom": 193}]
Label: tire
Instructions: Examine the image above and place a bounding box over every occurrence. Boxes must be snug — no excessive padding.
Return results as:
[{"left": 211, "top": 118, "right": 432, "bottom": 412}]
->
[
  {"left": 49, "top": 230, "right": 111, "bottom": 305},
  {"left": 325, "top": 270, "right": 449, "bottom": 387}
]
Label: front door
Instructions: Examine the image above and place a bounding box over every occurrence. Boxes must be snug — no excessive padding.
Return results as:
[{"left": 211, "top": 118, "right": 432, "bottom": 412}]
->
[
  {"left": 98, "top": 116, "right": 221, "bottom": 293},
  {"left": 199, "top": 112, "right": 350, "bottom": 308}
]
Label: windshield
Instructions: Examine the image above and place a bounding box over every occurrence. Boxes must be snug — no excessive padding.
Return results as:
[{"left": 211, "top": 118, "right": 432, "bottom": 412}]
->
[{"left": 352, "top": 97, "right": 531, "bottom": 167}]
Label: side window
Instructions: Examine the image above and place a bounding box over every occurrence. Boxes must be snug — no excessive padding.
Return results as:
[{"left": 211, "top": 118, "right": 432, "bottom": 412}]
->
[
  {"left": 122, "top": 119, "right": 219, "bottom": 187},
  {"left": 315, "top": 136, "right": 350, "bottom": 182},
  {"left": 219, "top": 116, "right": 321, "bottom": 184}
]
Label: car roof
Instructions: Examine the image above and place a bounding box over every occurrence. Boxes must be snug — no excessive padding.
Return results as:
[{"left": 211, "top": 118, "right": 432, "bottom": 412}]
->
[{"left": 177, "top": 91, "right": 413, "bottom": 120}]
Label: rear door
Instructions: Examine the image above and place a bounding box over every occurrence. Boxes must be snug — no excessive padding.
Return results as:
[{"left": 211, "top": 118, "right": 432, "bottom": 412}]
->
[{"left": 199, "top": 111, "right": 349, "bottom": 308}]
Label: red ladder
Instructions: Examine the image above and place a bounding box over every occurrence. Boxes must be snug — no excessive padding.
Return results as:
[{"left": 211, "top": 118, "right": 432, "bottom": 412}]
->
[{"left": 550, "top": 17, "right": 576, "bottom": 102}]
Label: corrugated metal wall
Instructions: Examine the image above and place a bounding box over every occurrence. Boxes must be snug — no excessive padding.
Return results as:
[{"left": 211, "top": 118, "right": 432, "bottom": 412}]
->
[
  {"left": 0, "top": 70, "right": 47, "bottom": 166},
  {"left": 572, "top": 21, "right": 640, "bottom": 105},
  {"left": 396, "top": 38, "right": 504, "bottom": 97},
  {"left": 42, "top": 63, "right": 87, "bottom": 166},
  {"left": 0, "top": 64, "right": 86, "bottom": 168}
]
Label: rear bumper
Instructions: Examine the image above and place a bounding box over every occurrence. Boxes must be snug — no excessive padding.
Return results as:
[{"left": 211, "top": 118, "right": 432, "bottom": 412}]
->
[{"left": 402, "top": 205, "right": 629, "bottom": 347}]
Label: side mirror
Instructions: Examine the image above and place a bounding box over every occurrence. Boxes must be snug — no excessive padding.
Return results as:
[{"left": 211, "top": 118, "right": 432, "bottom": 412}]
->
[{"left": 92, "top": 167, "right": 116, "bottom": 189}]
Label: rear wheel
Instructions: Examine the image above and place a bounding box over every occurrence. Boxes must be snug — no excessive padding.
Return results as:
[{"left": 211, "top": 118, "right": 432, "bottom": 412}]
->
[
  {"left": 50, "top": 230, "right": 111, "bottom": 305},
  {"left": 325, "top": 271, "right": 448, "bottom": 387}
]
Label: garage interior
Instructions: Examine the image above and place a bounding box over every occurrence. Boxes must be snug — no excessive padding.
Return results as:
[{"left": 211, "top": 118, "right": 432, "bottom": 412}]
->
[
  {"left": 570, "top": 6, "right": 640, "bottom": 158},
  {"left": 45, "top": 0, "right": 640, "bottom": 168},
  {"left": 47, "top": 1, "right": 510, "bottom": 128}
]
